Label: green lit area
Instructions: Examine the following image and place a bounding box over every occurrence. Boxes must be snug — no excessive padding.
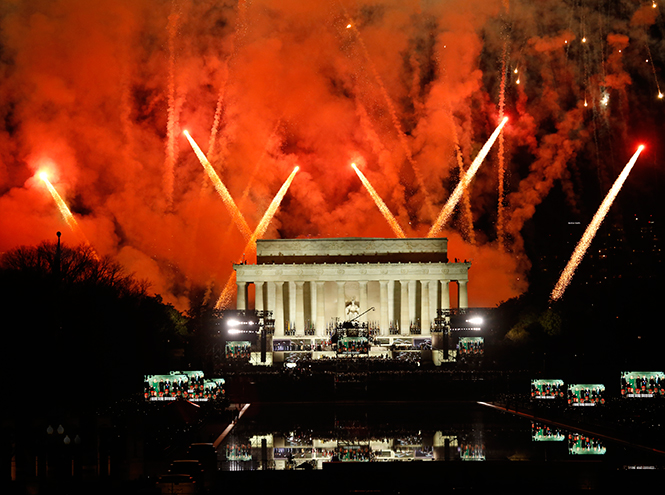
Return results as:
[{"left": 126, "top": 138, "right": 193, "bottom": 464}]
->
[
  {"left": 567, "top": 384, "right": 605, "bottom": 406},
  {"left": 337, "top": 336, "right": 369, "bottom": 354},
  {"left": 458, "top": 337, "right": 483, "bottom": 356},
  {"left": 621, "top": 371, "right": 665, "bottom": 398},
  {"left": 226, "top": 341, "right": 252, "bottom": 359},
  {"left": 531, "top": 422, "right": 565, "bottom": 442},
  {"left": 143, "top": 371, "right": 225, "bottom": 401},
  {"left": 568, "top": 433, "right": 606, "bottom": 455},
  {"left": 531, "top": 379, "right": 564, "bottom": 399}
]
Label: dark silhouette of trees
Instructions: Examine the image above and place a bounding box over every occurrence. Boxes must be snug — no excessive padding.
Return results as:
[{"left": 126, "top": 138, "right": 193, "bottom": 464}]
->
[{"left": 0, "top": 240, "right": 188, "bottom": 411}]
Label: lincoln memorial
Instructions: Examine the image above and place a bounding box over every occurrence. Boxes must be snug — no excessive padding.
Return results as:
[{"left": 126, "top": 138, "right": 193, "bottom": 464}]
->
[{"left": 234, "top": 238, "right": 471, "bottom": 342}]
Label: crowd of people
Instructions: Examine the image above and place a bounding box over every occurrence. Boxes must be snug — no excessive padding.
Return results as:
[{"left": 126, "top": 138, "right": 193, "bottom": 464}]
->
[
  {"left": 621, "top": 373, "right": 664, "bottom": 396},
  {"left": 334, "top": 445, "right": 373, "bottom": 462},
  {"left": 144, "top": 372, "right": 225, "bottom": 400},
  {"left": 226, "top": 443, "right": 252, "bottom": 461},
  {"left": 226, "top": 342, "right": 252, "bottom": 360},
  {"left": 531, "top": 381, "right": 565, "bottom": 398},
  {"left": 273, "top": 336, "right": 433, "bottom": 354},
  {"left": 568, "top": 433, "right": 605, "bottom": 454},
  {"left": 336, "top": 338, "right": 370, "bottom": 354},
  {"left": 458, "top": 339, "right": 484, "bottom": 355},
  {"left": 458, "top": 443, "right": 485, "bottom": 460},
  {"left": 568, "top": 386, "right": 605, "bottom": 405},
  {"left": 532, "top": 423, "right": 565, "bottom": 441}
]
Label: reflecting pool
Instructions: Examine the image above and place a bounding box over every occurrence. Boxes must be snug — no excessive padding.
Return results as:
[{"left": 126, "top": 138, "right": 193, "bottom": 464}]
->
[{"left": 219, "top": 401, "right": 664, "bottom": 475}]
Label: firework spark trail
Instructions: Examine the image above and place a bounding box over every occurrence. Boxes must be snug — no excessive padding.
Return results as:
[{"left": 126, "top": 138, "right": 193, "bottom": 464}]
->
[
  {"left": 355, "top": 101, "right": 410, "bottom": 219},
  {"left": 497, "top": 43, "right": 508, "bottom": 250},
  {"left": 351, "top": 163, "right": 406, "bottom": 238},
  {"left": 243, "top": 166, "right": 299, "bottom": 249},
  {"left": 216, "top": 119, "right": 284, "bottom": 256},
  {"left": 237, "top": 119, "right": 282, "bottom": 208},
  {"left": 216, "top": 271, "right": 237, "bottom": 310},
  {"left": 40, "top": 173, "right": 98, "bottom": 259},
  {"left": 645, "top": 43, "right": 664, "bottom": 98},
  {"left": 444, "top": 99, "right": 476, "bottom": 244},
  {"left": 343, "top": 13, "right": 435, "bottom": 220},
  {"left": 164, "top": 5, "right": 180, "bottom": 208},
  {"left": 196, "top": 120, "right": 281, "bottom": 298},
  {"left": 454, "top": 142, "right": 476, "bottom": 245},
  {"left": 428, "top": 117, "right": 509, "bottom": 238},
  {"left": 119, "top": 69, "right": 135, "bottom": 153},
  {"left": 215, "top": 166, "right": 300, "bottom": 309},
  {"left": 579, "top": 0, "right": 589, "bottom": 102},
  {"left": 440, "top": 102, "right": 476, "bottom": 244},
  {"left": 208, "top": 0, "right": 251, "bottom": 158},
  {"left": 183, "top": 130, "right": 253, "bottom": 241},
  {"left": 550, "top": 146, "right": 644, "bottom": 303},
  {"left": 208, "top": 80, "right": 226, "bottom": 159}
]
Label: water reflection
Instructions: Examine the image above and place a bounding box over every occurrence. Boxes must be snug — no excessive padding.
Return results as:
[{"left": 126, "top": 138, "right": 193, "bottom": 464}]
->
[
  {"left": 532, "top": 422, "right": 566, "bottom": 442},
  {"left": 568, "top": 433, "right": 606, "bottom": 455},
  {"left": 219, "top": 402, "right": 647, "bottom": 472}
]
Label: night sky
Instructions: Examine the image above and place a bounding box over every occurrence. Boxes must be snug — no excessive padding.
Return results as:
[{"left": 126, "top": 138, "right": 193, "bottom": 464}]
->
[{"left": 0, "top": 0, "right": 663, "bottom": 311}]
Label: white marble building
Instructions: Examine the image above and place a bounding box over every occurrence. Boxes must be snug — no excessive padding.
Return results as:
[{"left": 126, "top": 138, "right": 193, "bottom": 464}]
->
[{"left": 234, "top": 237, "right": 470, "bottom": 339}]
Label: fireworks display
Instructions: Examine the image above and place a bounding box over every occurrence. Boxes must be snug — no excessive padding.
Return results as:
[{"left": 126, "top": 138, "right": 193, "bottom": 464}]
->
[
  {"left": 428, "top": 117, "right": 509, "bottom": 238},
  {"left": 0, "top": 1, "right": 662, "bottom": 310},
  {"left": 550, "top": 146, "right": 645, "bottom": 303},
  {"left": 183, "top": 130, "right": 253, "bottom": 241},
  {"left": 351, "top": 163, "right": 406, "bottom": 239},
  {"left": 216, "top": 165, "right": 300, "bottom": 309},
  {"left": 39, "top": 172, "right": 96, "bottom": 257}
]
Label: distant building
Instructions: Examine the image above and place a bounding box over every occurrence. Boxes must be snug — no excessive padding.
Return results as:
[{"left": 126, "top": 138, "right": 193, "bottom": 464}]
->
[{"left": 233, "top": 238, "right": 471, "bottom": 340}]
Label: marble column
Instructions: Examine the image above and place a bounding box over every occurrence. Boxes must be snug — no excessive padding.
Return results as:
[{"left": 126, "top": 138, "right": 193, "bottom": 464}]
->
[
  {"left": 441, "top": 280, "right": 450, "bottom": 310},
  {"left": 400, "top": 280, "right": 409, "bottom": 335},
  {"left": 358, "top": 281, "right": 368, "bottom": 322},
  {"left": 429, "top": 281, "right": 438, "bottom": 326},
  {"left": 388, "top": 280, "right": 395, "bottom": 328},
  {"left": 408, "top": 280, "right": 417, "bottom": 331},
  {"left": 337, "top": 282, "right": 346, "bottom": 321},
  {"left": 316, "top": 281, "right": 325, "bottom": 336},
  {"left": 458, "top": 280, "right": 468, "bottom": 309},
  {"left": 255, "top": 281, "right": 264, "bottom": 312},
  {"left": 237, "top": 282, "right": 247, "bottom": 310},
  {"left": 267, "top": 280, "right": 276, "bottom": 315},
  {"left": 379, "top": 281, "right": 389, "bottom": 335},
  {"left": 273, "top": 281, "right": 284, "bottom": 337},
  {"left": 310, "top": 282, "right": 317, "bottom": 334},
  {"left": 421, "top": 280, "right": 430, "bottom": 334},
  {"left": 288, "top": 281, "right": 296, "bottom": 330},
  {"left": 295, "top": 281, "right": 305, "bottom": 334}
]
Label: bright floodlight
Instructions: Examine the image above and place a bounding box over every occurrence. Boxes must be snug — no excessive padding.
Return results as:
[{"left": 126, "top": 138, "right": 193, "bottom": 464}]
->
[
  {"left": 226, "top": 319, "right": 239, "bottom": 327},
  {"left": 466, "top": 317, "right": 484, "bottom": 325},
  {"left": 228, "top": 329, "right": 242, "bottom": 334}
]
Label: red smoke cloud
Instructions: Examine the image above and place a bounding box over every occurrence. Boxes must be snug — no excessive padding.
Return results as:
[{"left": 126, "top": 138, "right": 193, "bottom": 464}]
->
[{"left": 0, "top": 1, "right": 660, "bottom": 310}]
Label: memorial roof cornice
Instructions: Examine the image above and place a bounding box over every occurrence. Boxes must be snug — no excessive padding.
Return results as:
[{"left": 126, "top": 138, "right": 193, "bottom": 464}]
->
[{"left": 234, "top": 261, "right": 470, "bottom": 283}]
